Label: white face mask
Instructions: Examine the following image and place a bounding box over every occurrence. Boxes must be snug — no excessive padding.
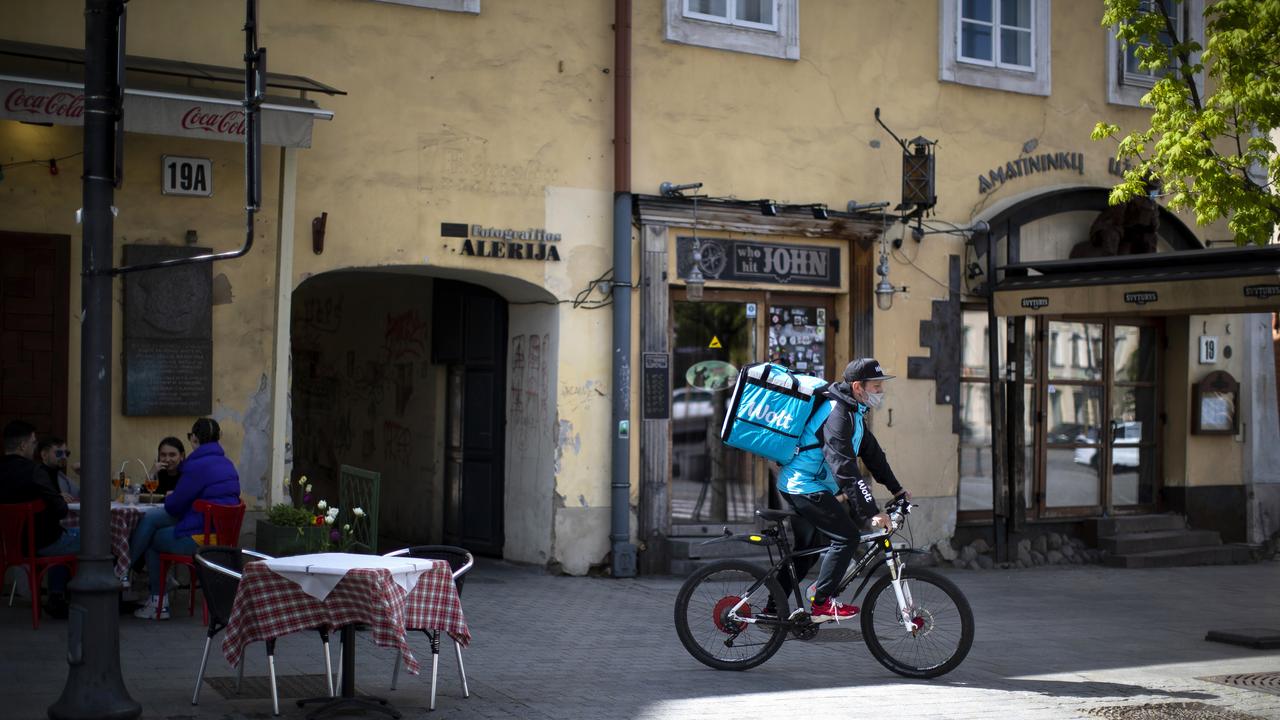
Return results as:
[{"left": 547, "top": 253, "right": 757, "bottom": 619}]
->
[{"left": 863, "top": 391, "right": 885, "bottom": 409}]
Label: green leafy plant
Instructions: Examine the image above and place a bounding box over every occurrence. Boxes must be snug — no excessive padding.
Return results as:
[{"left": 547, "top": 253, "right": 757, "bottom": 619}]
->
[
  {"left": 265, "top": 503, "right": 313, "bottom": 528},
  {"left": 1093, "top": 0, "right": 1280, "bottom": 245},
  {"left": 271, "top": 475, "right": 368, "bottom": 552}
]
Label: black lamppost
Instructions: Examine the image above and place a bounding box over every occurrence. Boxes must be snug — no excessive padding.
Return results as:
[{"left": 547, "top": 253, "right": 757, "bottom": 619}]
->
[
  {"left": 49, "top": 3, "right": 264, "bottom": 716},
  {"left": 48, "top": 3, "right": 138, "bottom": 715}
]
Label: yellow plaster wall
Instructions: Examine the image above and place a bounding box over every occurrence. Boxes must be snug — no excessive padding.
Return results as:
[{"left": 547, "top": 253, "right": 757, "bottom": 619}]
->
[
  {"left": 1183, "top": 314, "right": 1246, "bottom": 487},
  {"left": 0, "top": 117, "right": 280, "bottom": 502}
]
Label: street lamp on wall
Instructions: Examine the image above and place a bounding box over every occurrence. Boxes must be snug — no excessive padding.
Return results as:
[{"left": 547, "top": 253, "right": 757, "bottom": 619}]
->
[
  {"left": 686, "top": 239, "right": 705, "bottom": 301},
  {"left": 874, "top": 252, "right": 896, "bottom": 311}
]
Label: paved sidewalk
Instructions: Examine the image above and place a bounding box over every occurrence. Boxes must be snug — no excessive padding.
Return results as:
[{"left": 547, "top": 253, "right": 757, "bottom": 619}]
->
[{"left": 2, "top": 560, "right": 1279, "bottom": 719}]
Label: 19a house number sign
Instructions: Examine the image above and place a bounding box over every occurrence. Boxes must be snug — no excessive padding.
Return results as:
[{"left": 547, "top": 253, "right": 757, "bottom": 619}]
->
[{"left": 162, "top": 155, "right": 212, "bottom": 197}]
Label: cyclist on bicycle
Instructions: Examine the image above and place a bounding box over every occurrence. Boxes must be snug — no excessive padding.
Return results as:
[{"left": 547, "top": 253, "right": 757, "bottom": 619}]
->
[{"left": 776, "top": 357, "right": 910, "bottom": 623}]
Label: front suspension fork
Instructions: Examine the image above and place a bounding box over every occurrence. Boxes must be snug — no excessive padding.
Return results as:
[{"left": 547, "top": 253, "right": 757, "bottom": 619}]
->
[{"left": 884, "top": 545, "right": 917, "bottom": 633}]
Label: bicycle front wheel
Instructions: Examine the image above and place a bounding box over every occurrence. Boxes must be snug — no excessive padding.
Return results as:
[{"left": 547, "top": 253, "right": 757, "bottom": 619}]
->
[
  {"left": 674, "top": 559, "right": 788, "bottom": 671},
  {"left": 860, "top": 567, "right": 974, "bottom": 679}
]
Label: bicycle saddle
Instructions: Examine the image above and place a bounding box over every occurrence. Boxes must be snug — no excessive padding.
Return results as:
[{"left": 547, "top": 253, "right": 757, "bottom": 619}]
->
[{"left": 755, "top": 508, "right": 797, "bottom": 522}]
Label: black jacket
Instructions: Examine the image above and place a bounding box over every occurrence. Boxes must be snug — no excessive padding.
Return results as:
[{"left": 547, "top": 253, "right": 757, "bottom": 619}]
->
[
  {"left": 820, "top": 381, "right": 904, "bottom": 526},
  {"left": 0, "top": 453, "right": 69, "bottom": 551}
]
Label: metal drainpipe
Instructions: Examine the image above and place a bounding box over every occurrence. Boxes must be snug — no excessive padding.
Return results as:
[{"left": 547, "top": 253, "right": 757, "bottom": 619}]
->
[
  {"left": 610, "top": 0, "right": 637, "bottom": 577},
  {"left": 48, "top": 2, "right": 141, "bottom": 717}
]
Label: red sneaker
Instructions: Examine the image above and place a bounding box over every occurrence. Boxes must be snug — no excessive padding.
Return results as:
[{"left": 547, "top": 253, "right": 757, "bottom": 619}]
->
[{"left": 810, "top": 597, "right": 858, "bottom": 623}]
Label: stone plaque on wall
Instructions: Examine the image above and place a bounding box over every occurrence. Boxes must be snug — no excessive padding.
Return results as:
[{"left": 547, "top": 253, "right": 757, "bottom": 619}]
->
[{"left": 122, "top": 244, "right": 213, "bottom": 416}]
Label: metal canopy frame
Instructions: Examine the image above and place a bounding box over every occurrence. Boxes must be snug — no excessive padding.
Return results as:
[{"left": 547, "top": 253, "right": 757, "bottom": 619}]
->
[{"left": 0, "top": 38, "right": 345, "bottom": 96}]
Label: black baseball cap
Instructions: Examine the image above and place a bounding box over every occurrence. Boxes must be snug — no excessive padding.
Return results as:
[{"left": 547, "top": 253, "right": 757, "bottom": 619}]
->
[{"left": 843, "top": 357, "right": 895, "bottom": 383}]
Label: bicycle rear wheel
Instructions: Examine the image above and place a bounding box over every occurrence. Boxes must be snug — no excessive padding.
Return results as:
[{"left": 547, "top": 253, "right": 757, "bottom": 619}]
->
[
  {"left": 674, "top": 559, "right": 788, "bottom": 671},
  {"left": 859, "top": 567, "right": 974, "bottom": 679}
]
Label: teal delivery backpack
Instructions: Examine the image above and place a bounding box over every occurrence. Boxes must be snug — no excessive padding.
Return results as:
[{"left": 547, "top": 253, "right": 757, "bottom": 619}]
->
[{"left": 720, "top": 362, "right": 829, "bottom": 464}]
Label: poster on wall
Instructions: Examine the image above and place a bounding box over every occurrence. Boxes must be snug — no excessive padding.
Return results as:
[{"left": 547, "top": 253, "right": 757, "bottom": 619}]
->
[{"left": 768, "top": 305, "right": 826, "bottom": 378}]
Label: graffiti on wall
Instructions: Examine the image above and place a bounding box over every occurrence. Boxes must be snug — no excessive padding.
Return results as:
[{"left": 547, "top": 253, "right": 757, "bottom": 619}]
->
[
  {"left": 383, "top": 420, "right": 412, "bottom": 466},
  {"left": 384, "top": 309, "right": 428, "bottom": 362},
  {"left": 510, "top": 333, "right": 549, "bottom": 451}
]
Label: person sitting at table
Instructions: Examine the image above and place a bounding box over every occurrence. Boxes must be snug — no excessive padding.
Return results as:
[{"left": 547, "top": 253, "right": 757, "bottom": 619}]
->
[
  {"left": 148, "top": 436, "right": 185, "bottom": 496},
  {"left": 129, "top": 417, "right": 241, "bottom": 620},
  {"left": 36, "top": 436, "right": 79, "bottom": 500},
  {"left": 0, "top": 420, "right": 79, "bottom": 619}
]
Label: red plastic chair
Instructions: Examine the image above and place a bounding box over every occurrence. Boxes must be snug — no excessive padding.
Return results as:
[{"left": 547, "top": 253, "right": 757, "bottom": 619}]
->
[
  {"left": 156, "top": 499, "right": 245, "bottom": 622},
  {"left": 0, "top": 499, "right": 78, "bottom": 629}
]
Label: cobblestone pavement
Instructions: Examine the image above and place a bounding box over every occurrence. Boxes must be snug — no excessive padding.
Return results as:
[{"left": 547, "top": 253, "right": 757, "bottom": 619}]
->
[{"left": 2, "top": 560, "right": 1279, "bottom": 719}]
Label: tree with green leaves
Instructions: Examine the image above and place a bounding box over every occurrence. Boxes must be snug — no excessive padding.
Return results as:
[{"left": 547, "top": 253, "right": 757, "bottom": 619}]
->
[{"left": 1092, "top": 0, "right": 1280, "bottom": 245}]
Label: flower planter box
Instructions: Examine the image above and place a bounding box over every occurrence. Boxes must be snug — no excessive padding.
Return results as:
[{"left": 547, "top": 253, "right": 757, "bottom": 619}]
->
[{"left": 254, "top": 520, "right": 328, "bottom": 557}]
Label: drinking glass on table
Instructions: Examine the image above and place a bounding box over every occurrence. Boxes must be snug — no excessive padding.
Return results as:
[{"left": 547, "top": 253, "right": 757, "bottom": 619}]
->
[
  {"left": 111, "top": 472, "right": 123, "bottom": 502},
  {"left": 144, "top": 475, "right": 159, "bottom": 501}
]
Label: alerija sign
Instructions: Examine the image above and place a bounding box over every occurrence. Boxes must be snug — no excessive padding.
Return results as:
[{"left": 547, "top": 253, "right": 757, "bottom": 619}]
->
[{"left": 441, "top": 222, "right": 562, "bottom": 262}]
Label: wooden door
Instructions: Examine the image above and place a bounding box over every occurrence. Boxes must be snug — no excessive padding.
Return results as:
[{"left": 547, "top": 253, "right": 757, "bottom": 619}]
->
[
  {"left": 433, "top": 280, "right": 507, "bottom": 556},
  {"left": 0, "top": 232, "right": 69, "bottom": 437}
]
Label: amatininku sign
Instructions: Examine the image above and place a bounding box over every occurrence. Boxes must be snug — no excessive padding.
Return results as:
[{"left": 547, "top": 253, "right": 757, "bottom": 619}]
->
[{"left": 676, "top": 236, "right": 840, "bottom": 288}]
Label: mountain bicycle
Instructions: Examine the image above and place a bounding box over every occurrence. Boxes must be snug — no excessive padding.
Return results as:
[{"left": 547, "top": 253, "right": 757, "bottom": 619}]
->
[{"left": 673, "top": 496, "right": 974, "bottom": 678}]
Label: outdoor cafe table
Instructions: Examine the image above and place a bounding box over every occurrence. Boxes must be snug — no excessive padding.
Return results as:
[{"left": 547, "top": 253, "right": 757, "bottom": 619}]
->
[
  {"left": 221, "top": 552, "right": 470, "bottom": 718},
  {"left": 63, "top": 501, "right": 162, "bottom": 579}
]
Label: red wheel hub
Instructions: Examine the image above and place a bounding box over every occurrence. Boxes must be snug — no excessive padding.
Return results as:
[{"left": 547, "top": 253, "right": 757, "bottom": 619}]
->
[
  {"left": 712, "top": 596, "right": 751, "bottom": 634},
  {"left": 911, "top": 616, "right": 926, "bottom": 632}
]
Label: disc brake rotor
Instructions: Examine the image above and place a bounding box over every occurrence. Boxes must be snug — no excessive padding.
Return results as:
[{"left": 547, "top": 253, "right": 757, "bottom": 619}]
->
[{"left": 712, "top": 595, "right": 750, "bottom": 634}]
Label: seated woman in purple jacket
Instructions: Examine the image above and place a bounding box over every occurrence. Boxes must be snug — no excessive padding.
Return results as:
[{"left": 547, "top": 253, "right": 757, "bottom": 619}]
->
[{"left": 129, "top": 417, "right": 241, "bottom": 620}]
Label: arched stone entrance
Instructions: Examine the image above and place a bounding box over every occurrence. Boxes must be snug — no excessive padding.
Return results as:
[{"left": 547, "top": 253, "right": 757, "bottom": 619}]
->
[{"left": 289, "top": 267, "right": 558, "bottom": 560}]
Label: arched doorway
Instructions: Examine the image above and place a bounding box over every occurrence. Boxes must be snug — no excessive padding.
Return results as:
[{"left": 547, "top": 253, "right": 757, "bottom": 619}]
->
[{"left": 290, "top": 268, "right": 558, "bottom": 559}]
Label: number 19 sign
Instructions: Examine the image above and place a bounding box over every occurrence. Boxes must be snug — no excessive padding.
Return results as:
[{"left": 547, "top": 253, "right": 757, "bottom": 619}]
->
[{"left": 162, "top": 155, "right": 212, "bottom": 197}]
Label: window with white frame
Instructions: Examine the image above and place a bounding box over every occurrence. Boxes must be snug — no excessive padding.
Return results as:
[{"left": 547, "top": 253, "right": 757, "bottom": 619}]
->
[
  {"left": 665, "top": 0, "right": 798, "bottom": 60},
  {"left": 939, "top": 0, "right": 1050, "bottom": 96},
  {"left": 1121, "top": 0, "right": 1181, "bottom": 86},
  {"left": 370, "top": 0, "right": 478, "bottom": 13},
  {"left": 1107, "top": 0, "right": 1204, "bottom": 107},
  {"left": 685, "top": 0, "right": 777, "bottom": 31},
  {"left": 959, "top": 0, "right": 1033, "bottom": 71}
]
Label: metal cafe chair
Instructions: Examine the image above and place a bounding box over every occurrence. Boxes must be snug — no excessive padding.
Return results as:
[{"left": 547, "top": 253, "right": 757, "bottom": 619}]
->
[
  {"left": 192, "top": 547, "right": 336, "bottom": 716},
  {"left": 382, "top": 544, "right": 474, "bottom": 711}
]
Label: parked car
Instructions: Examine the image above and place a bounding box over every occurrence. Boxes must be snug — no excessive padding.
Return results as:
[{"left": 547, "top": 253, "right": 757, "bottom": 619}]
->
[
  {"left": 1072, "top": 422, "right": 1141, "bottom": 469},
  {"left": 672, "top": 387, "right": 715, "bottom": 420}
]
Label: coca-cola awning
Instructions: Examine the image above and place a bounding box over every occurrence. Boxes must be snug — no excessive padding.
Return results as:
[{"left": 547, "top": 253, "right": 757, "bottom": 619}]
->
[
  {"left": 0, "top": 40, "right": 339, "bottom": 148},
  {"left": 1, "top": 73, "right": 332, "bottom": 148}
]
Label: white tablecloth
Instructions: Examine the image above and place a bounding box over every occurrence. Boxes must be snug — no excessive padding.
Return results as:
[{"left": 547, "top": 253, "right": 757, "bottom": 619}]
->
[
  {"left": 262, "top": 553, "right": 440, "bottom": 601},
  {"left": 66, "top": 502, "right": 163, "bottom": 512}
]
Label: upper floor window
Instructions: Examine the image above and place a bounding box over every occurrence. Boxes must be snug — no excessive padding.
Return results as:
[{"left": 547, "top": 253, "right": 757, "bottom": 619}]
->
[
  {"left": 1107, "top": 0, "right": 1204, "bottom": 107},
  {"left": 939, "top": 0, "right": 1050, "bottom": 96},
  {"left": 959, "top": 0, "right": 1033, "bottom": 71},
  {"left": 685, "top": 0, "right": 777, "bottom": 32},
  {"left": 1121, "top": 0, "right": 1181, "bottom": 87},
  {"left": 665, "top": 0, "right": 799, "bottom": 60}
]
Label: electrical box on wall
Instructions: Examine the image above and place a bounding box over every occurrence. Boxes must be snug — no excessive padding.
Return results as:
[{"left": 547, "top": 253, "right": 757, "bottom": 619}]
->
[{"left": 1198, "top": 335, "right": 1219, "bottom": 364}]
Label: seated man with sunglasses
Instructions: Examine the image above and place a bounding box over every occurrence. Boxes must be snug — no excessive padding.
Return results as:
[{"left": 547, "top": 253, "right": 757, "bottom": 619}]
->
[{"left": 36, "top": 437, "right": 79, "bottom": 500}]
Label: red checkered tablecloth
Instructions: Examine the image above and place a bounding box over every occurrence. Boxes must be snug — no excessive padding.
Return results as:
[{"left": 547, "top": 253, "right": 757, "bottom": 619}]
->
[
  {"left": 63, "top": 505, "right": 148, "bottom": 577},
  {"left": 221, "top": 560, "right": 470, "bottom": 674}
]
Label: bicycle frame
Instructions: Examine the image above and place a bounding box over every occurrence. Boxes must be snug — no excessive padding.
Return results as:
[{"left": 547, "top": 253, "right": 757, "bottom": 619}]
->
[{"left": 719, "top": 501, "right": 925, "bottom": 636}]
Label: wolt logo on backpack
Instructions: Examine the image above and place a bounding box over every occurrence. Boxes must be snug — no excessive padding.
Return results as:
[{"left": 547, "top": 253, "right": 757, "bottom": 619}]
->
[
  {"left": 736, "top": 397, "right": 796, "bottom": 432},
  {"left": 720, "top": 362, "right": 828, "bottom": 464}
]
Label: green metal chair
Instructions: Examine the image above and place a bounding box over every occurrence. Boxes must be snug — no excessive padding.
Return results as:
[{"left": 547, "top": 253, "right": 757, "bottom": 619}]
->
[{"left": 338, "top": 465, "right": 380, "bottom": 553}]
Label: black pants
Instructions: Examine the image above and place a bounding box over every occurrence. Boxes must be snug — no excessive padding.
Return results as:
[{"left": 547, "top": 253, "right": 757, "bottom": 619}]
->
[{"left": 782, "top": 490, "right": 861, "bottom": 603}]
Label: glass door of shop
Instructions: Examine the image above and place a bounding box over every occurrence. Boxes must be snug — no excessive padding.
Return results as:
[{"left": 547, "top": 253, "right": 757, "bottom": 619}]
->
[
  {"left": 669, "top": 289, "right": 834, "bottom": 533},
  {"left": 1035, "top": 318, "right": 1162, "bottom": 518}
]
